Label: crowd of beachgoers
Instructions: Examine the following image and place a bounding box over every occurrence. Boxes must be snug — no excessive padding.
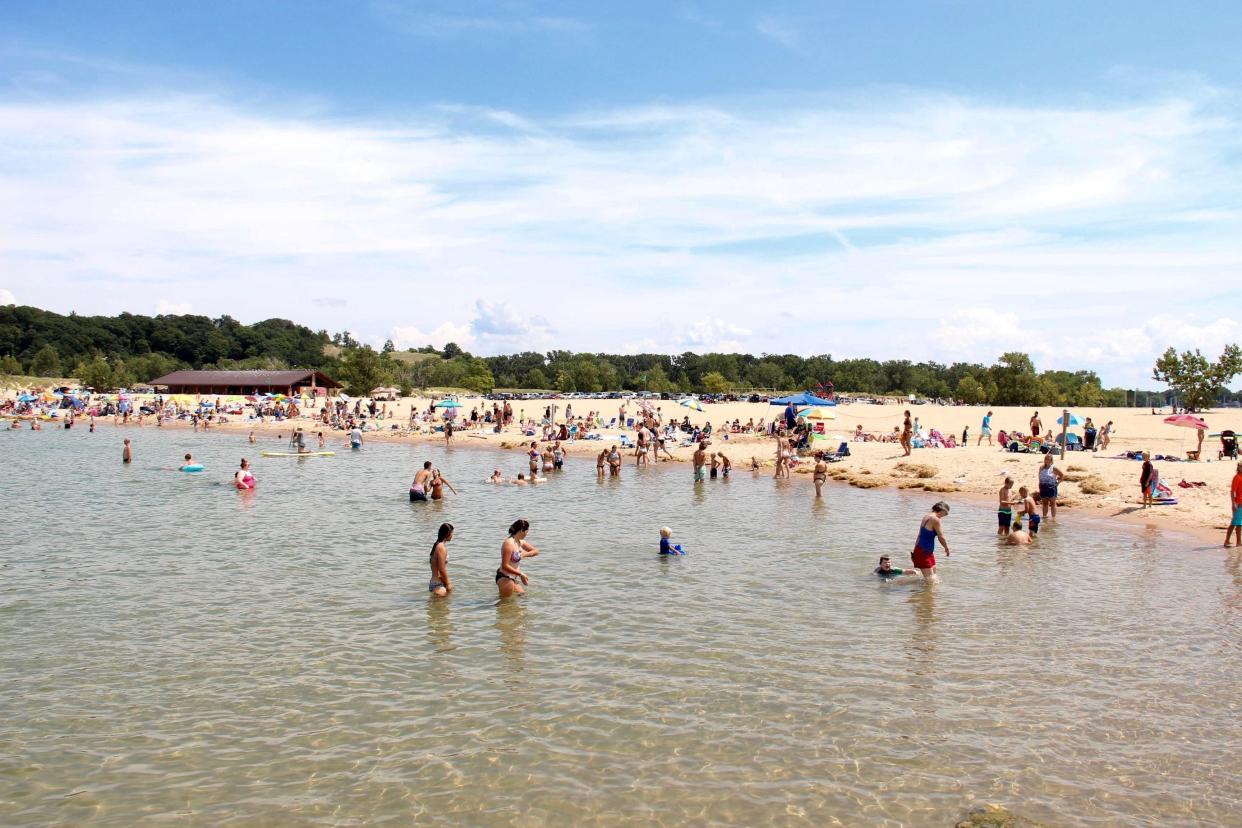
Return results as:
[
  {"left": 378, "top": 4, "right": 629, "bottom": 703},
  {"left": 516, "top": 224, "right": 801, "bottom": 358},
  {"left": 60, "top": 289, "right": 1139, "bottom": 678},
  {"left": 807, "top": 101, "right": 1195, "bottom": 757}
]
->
[{"left": 5, "top": 387, "right": 1242, "bottom": 555}]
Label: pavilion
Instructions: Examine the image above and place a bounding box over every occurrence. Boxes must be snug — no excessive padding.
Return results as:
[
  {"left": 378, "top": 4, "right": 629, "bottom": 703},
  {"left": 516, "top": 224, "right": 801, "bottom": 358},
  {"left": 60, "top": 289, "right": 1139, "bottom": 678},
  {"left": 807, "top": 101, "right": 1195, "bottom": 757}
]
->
[{"left": 149, "top": 369, "right": 341, "bottom": 396}]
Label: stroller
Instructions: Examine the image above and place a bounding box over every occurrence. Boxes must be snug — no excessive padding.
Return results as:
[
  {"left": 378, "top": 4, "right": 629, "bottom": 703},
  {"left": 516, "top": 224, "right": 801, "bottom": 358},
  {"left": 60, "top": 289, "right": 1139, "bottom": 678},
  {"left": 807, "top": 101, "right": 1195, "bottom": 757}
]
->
[{"left": 1221, "top": 430, "right": 1238, "bottom": 461}]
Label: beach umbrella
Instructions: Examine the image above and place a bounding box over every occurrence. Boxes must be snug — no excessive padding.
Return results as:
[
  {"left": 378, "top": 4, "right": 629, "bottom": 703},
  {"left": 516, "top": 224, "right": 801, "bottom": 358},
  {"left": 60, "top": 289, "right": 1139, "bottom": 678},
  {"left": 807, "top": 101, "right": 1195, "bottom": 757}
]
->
[
  {"left": 18, "top": 394, "right": 37, "bottom": 402},
  {"left": 1056, "top": 413, "right": 1083, "bottom": 426},
  {"left": 678, "top": 398, "right": 704, "bottom": 412},
  {"left": 799, "top": 407, "right": 838, "bottom": 420},
  {"left": 435, "top": 400, "right": 462, "bottom": 408},
  {"left": 1163, "top": 413, "right": 1208, "bottom": 430}
]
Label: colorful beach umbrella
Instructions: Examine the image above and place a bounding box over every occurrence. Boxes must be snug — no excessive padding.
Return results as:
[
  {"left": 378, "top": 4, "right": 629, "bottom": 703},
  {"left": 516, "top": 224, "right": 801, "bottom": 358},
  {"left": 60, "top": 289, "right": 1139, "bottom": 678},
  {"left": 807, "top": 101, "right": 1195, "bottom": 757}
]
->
[
  {"left": 435, "top": 400, "right": 462, "bottom": 408},
  {"left": 799, "top": 407, "right": 837, "bottom": 420},
  {"left": 1056, "top": 413, "right": 1083, "bottom": 426},
  {"left": 1163, "top": 413, "right": 1208, "bottom": 430},
  {"left": 678, "top": 398, "right": 704, "bottom": 412}
]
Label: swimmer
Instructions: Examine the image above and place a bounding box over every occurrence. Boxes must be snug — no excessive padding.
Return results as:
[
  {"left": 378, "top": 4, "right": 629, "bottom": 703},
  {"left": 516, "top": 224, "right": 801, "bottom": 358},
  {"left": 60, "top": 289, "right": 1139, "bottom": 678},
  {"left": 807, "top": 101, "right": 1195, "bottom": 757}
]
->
[
  {"left": 430, "top": 469, "right": 457, "bottom": 500},
  {"left": 911, "top": 501, "right": 951, "bottom": 583},
  {"left": 812, "top": 451, "right": 827, "bottom": 498},
  {"left": 719, "top": 453, "right": 731, "bottom": 479},
  {"left": 596, "top": 449, "right": 606, "bottom": 478},
  {"left": 1007, "top": 519, "right": 1032, "bottom": 545},
  {"left": 608, "top": 446, "right": 621, "bottom": 477},
  {"left": 997, "top": 476, "right": 1015, "bottom": 536},
  {"left": 1018, "top": 486, "right": 1040, "bottom": 535},
  {"left": 428, "top": 523, "right": 453, "bottom": 597},
  {"left": 410, "top": 460, "right": 433, "bottom": 501},
  {"left": 179, "top": 453, "right": 196, "bottom": 471},
  {"left": 513, "top": 473, "right": 528, "bottom": 485},
  {"left": 248, "top": 431, "right": 256, "bottom": 444},
  {"left": 659, "top": 526, "right": 685, "bottom": 555},
  {"left": 528, "top": 442, "right": 541, "bottom": 476},
  {"left": 710, "top": 452, "right": 720, "bottom": 479},
  {"left": 234, "top": 458, "right": 255, "bottom": 490},
  {"left": 488, "top": 469, "right": 506, "bottom": 483},
  {"left": 874, "top": 555, "right": 913, "bottom": 579},
  {"left": 122, "top": 438, "right": 132, "bottom": 464},
  {"left": 497, "top": 518, "right": 538, "bottom": 597},
  {"left": 317, "top": 431, "right": 325, "bottom": 449}
]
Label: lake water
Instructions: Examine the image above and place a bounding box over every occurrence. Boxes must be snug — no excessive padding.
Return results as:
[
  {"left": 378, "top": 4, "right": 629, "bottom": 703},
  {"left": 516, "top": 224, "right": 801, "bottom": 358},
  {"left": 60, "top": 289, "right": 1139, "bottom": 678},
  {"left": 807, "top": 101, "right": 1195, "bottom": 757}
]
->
[{"left": 2, "top": 425, "right": 1240, "bottom": 827}]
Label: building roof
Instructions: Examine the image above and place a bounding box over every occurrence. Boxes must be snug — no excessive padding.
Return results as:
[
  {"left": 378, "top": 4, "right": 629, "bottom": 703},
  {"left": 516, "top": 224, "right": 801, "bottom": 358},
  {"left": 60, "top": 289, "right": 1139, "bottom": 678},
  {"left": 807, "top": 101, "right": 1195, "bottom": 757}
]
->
[{"left": 150, "top": 369, "right": 342, "bottom": 389}]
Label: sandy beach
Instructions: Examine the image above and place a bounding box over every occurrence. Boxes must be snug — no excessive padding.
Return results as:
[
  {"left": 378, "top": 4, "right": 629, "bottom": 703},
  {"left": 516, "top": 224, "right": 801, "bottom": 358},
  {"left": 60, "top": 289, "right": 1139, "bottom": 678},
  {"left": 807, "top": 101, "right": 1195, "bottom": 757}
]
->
[{"left": 90, "top": 394, "right": 1237, "bottom": 544}]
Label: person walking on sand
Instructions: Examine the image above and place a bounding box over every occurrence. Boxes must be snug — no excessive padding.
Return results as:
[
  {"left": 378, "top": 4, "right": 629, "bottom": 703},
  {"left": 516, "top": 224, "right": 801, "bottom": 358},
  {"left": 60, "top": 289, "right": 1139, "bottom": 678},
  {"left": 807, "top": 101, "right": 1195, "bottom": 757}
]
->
[
  {"left": 1038, "top": 455, "right": 1064, "bottom": 521},
  {"left": 901, "top": 410, "right": 913, "bottom": 456},
  {"left": 1030, "top": 411, "right": 1043, "bottom": 438},
  {"left": 978, "top": 410, "right": 994, "bottom": 447},
  {"left": 496, "top": 519, "right": 539, "bottom": 598},
  {"left": 428, "top": 523, "right": 453, "bottom": 597},
  {"left": 911, "top": 502, "right": 951, "bottom": 583},
  {"left": 1226, "top": 462, "right": 1242, "bottom": 547}
]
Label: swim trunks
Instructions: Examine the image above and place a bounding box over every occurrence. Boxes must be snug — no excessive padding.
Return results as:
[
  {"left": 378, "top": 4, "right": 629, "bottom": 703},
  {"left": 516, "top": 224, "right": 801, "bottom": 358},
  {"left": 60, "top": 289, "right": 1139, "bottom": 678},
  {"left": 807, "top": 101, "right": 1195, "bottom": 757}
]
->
[
  {"left": 695, "top": 465, "right": 706, "bottom": 482},
  {"left": 911, "top": 546, "right": 936, "bottom": 570},
  {"left": 997, "top": 508, "right": 1012, "bottom": 529},
  {"left": 1029, "top": 514, "right": 1041, "bottom": 534},
  {"left": 710, "top": 467, "right": 718, "bottom": 479},
  {"left": 410, "top": 490, "right": 428, "bottom": 502},
  {"left": 1232, "top": 506, "right": 1242, "bottom": 527}
]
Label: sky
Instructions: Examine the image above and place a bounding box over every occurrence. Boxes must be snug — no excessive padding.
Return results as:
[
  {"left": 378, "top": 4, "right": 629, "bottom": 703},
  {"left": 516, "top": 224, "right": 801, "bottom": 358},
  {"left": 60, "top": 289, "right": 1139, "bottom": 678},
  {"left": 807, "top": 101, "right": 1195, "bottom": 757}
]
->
[{"left": 1, "top": 1, "right": 1241, "bottom": 387}]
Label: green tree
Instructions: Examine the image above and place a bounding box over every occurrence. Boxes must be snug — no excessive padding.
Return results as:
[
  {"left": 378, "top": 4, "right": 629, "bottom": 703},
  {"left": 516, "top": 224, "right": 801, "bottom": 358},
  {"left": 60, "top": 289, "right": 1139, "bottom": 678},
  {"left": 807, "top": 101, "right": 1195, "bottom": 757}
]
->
[
  {"left": 338, "top": 346, "right": 383, "bottom": 396},
  {"left": 523, "top": 367, "right": 549, "bottom": 389},
  {"left": 0, "top": 354, "right": 22, "bottom": 375},
  {"left": 75, "top": 357, "right": 115, "bottom": 391},
  {"left": 28, "top": 344, "right": 61, "bottom": 377},
  {"left": 1152, "top": 344, "right": 1242, "bottom": 410},
  {"left": 461, "top": 358, "right": 495, "bottom": 393},
  {"left": 955, "top": 376, "right": 987, "bottom": 405},
  {"left": 701, "top": 371, "right": 732, "bottom": 394},
  {"left": 556, "top": 369, "right": 576, "bottom": 393},
  {"left": 382, "top": 339, "right": 395, "bottom": 354},
  {"left": 989, "top": 352, "right": 1041, "bottom": 406},
  {"left": 638, "top": 364, "right": 674, "bottom": 393},
  {"left": 441, "top": 342, "right": 464, "bottom": 360}
]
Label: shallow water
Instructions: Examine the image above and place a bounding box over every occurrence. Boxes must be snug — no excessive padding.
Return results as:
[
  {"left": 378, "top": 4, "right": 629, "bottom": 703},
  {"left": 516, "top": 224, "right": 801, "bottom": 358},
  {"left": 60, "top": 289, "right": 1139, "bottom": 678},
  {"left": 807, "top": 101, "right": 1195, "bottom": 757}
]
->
[{"left": 2, "top": 425, "right": 1240, "bottom": 827}]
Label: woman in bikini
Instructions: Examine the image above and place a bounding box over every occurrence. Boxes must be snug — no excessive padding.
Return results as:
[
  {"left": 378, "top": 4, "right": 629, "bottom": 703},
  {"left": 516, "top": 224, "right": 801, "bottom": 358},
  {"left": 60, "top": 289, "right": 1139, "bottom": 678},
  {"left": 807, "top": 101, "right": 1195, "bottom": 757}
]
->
[
  {"left": 497, "top": 519, "right": 539, "bottom": 598},
  {"left": 813, "top": 451, "right": 828, "bottom": 498},
  {"left": 430, "top": 469, "right": 457, "bottom": 500},
  {"left": 428, "top": 523, "right": 453, "bottom": 597}
]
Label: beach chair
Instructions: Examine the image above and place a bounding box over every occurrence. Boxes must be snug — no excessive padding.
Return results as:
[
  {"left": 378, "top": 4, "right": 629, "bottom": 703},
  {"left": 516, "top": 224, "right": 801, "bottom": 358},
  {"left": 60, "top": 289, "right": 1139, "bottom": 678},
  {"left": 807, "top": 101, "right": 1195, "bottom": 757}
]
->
[
  {"left": 625, "top": 418, "right": 635, "bottom": 429},
  {"left": 606, "top": 417, "right": 617, "bottom": 429},
  {"left": 827, "top": 441, "right": 850, "bottom": 462},
  {"left": 619, "top": 434, "right": 634, "bottom": 449}
]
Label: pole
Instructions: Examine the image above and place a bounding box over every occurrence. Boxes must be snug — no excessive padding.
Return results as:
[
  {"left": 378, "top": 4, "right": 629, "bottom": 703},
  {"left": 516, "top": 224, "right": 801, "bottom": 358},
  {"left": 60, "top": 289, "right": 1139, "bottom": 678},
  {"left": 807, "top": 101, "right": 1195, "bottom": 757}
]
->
[{"left": 1060, "top": 408, "right": 1069, "bottom": 458}]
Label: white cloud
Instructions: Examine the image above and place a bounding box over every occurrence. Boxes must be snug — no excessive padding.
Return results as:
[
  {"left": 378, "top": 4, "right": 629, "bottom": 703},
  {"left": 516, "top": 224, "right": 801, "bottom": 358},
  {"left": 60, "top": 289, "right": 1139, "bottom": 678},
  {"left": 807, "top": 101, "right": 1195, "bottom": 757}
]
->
[
  {"left": 155, "top": 299, "right": 192, "bottom": 315},
  {"left": 390, "top": 321, "right": 474, "bottom": 351},
  {"left": 0, "top": 288, "right": 15, "bottom": 306},
  {"left": 1, "top": 84, "right": 1240, "bottom": 385},
  {"left": 678, "top": 318, "right": 752, "bottom": 352},
  {"left": 755, "top": 15, "right": 801, "bottom": 49}
]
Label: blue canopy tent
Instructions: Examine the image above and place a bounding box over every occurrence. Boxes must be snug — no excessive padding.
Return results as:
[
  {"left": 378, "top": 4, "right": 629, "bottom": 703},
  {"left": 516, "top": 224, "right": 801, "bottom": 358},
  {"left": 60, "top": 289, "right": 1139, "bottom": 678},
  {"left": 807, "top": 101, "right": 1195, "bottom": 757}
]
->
[{"left": 769, "top": 392, "right": 835, "bottom": 407}]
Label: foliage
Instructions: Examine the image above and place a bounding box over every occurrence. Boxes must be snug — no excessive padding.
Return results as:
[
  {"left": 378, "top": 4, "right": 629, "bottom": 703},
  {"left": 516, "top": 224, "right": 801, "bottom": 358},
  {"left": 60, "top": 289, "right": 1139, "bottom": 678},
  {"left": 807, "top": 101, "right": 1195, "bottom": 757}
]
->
[
  {"left": 0, "top": 354, "right": 22, "bottom": 375},
  {"left": 700, "top": 371, "right": 732, "bottom": 394},
  {"left": 1152, "top": 344, "right": 1242, "bottom": 410},
  {"left": 28, "top": 344, "right": 61, "bottom": 377}
]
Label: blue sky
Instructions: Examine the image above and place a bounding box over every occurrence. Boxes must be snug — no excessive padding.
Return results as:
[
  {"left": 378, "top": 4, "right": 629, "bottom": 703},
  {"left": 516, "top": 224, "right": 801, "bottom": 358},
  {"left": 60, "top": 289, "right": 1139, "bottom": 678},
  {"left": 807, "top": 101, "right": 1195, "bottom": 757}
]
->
[{"left": 2, "top": 1, "right": 1241, "bottom": 385}]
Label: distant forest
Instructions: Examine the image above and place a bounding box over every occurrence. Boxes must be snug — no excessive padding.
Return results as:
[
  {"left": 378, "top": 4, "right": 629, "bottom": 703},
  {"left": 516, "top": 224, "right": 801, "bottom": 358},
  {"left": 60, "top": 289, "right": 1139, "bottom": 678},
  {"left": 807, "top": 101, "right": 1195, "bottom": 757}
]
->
[{"left": 0, "top": 304, "right": 1201, "bottom": 406}]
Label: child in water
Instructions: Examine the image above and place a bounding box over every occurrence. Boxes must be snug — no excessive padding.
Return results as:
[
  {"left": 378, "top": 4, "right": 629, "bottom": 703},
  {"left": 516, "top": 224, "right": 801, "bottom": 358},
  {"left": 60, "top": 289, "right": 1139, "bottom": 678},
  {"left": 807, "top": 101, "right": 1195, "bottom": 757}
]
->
[{"left": 659, "top": 527, "right": 685, "bottom": 555}]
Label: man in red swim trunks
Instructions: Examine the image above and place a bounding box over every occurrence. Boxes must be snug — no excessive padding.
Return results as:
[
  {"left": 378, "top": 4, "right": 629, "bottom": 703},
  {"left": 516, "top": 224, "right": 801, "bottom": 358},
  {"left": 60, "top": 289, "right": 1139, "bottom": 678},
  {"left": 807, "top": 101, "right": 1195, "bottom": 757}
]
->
[{"left": 912, "top": 501, "right": 951, "bottom": 582}]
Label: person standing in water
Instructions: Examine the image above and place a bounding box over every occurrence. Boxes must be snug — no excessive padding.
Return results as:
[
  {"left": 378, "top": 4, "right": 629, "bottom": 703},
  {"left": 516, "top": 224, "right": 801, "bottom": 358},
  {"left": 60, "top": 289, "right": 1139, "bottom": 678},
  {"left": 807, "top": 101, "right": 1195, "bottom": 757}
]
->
[
  {"left": 997, "top": 476, "right": 1015, "bottom": 536},
  {"left": 528, "top": 442, "right": 541, "bottom": 477},
  {"left": 430, "top": 469, "right": 457, "bottom": 500},
  {"left": 693, "top": 441, "right": 708, "bottom": 483},
  {"left": 122, "top": 438, "right": 132, "bottom": 464},
  {"left": 410, "top": 460, "right": 433, "bottom": 502},
  {"left": 1038, "top": 455, "right": 1063, "bottom": 520},
  {"left": 234, "top": 458, "right": 255, "bottom": 490},
  {"left": 911, "top": 502, "right": 951, "bottom": 582},
  {"left": 428, "top": 523, "right": 453, "bottom": 597},
  {"left": 812, "top": 451, "right": 828, "bottom": 498},
  {"left": 350, "top": 424, "right": 363, "bottom": 449},
  {"left": 497, "top": 519, "right": 539, "bottom": 598}
]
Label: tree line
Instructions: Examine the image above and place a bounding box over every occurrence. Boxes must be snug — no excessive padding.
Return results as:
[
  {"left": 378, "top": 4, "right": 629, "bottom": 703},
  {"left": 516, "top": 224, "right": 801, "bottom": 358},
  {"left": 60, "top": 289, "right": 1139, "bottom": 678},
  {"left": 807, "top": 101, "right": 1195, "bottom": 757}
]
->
[{"left": 2, "top": 305, "right": 1237, "bottom": 407}]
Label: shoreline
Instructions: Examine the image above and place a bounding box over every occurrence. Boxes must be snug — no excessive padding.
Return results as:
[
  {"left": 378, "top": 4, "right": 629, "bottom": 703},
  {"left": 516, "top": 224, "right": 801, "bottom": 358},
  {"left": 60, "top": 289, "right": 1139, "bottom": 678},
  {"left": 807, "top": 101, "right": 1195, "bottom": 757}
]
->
[{"left": 77, "top": 410, "right": 1228, "bottom": 548}]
